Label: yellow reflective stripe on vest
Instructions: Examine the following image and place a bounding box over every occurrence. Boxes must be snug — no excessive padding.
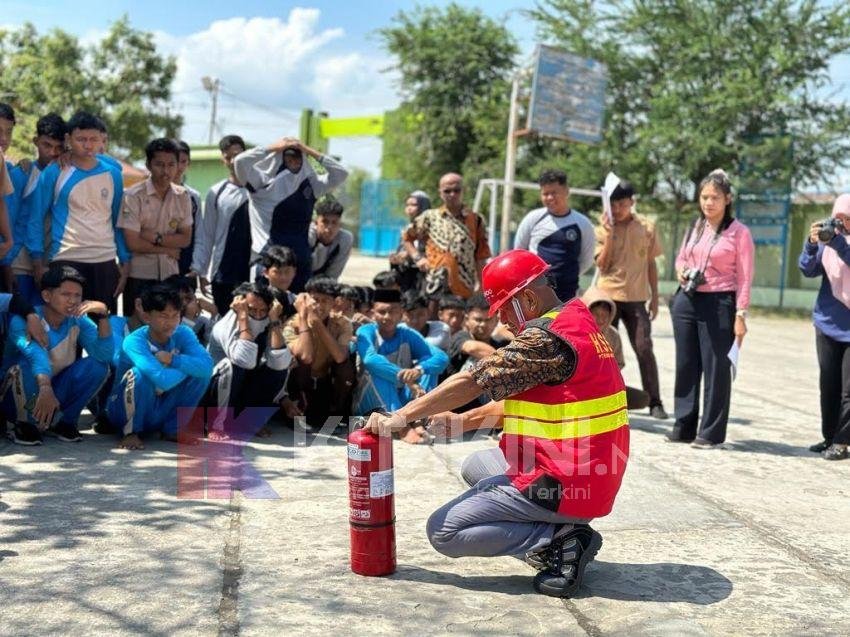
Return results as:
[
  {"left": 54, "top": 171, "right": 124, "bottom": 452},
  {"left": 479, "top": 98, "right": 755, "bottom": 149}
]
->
[
  {"left": 504, "top": 390, "right": 627, "bottom": 422},
  {"left": 503, "top": 408, "right": 628, "bottom": 440}
]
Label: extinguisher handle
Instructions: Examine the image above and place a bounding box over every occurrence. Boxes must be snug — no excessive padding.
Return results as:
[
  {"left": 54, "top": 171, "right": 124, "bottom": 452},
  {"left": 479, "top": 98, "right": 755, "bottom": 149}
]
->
[{"left": 351, "top": 410, "right": 391, "bottom": 431}]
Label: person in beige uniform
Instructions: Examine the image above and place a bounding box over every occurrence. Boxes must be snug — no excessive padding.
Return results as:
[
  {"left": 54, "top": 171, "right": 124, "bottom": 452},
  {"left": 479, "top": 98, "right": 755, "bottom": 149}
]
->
[
  {"left": 594, "top": 180, "right": 667, "bottom": 419},
  {"left": 118, "top": 138, "right": 192, "bottom": 315}
]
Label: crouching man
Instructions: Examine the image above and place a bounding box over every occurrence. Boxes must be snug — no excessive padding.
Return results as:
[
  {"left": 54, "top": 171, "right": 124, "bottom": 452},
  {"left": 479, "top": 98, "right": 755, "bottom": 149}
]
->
[
  {"left": 106, "top": 284, "right": 213, "bottom": 450},
  {"left": 364, "top": 250, "right": 629, "bottom": 598},
  {"left": 2, "top": 264, "right": 113, "bottom": 445},
  {"left": 206, "top": 282, "right": 291, "bottom": 439}
]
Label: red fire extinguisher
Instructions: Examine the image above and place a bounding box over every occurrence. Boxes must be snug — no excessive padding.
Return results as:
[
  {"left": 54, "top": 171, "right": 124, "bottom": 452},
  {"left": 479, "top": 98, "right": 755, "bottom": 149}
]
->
[{"left": 348, "top": 420, "right": 396, "bottom": 576}]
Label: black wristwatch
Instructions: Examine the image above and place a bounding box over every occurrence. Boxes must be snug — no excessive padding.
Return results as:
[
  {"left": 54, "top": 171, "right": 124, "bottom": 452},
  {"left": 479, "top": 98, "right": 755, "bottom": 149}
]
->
[{"left": 154, "top": 233, "right": 164, "bottom": 246}]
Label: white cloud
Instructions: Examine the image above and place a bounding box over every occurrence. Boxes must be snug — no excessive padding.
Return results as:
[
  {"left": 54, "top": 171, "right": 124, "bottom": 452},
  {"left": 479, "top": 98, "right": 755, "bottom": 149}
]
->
[{"left": 152, "top": 8, "right": 399, "bottom": 174}]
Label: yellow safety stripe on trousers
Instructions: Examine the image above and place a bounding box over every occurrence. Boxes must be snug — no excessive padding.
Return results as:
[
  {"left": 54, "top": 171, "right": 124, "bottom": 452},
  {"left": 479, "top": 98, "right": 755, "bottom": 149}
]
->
[
  {"left": 504, "top": 390, "right": 627, "bottom": 422},
  {"left": 503, "top": 408, "right": 628, "bottom": 440}
]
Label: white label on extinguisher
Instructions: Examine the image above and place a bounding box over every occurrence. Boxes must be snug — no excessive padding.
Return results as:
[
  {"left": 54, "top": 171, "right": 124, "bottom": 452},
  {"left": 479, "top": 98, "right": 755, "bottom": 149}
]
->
[
  {"left": 351, "top": 508, "right": 370, "bottom": 520},
  {"left": 369, "top": 468, "right": 394, "bottom": 498},
  {"left": 347, "top": 444, "right": 371, "bottom": 461}
]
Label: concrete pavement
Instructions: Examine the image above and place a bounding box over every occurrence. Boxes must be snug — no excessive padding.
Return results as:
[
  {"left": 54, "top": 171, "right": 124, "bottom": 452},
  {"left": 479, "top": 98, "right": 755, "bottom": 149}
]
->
[{"left": 1, "top": 252, "right": 849, "bottom": 636}]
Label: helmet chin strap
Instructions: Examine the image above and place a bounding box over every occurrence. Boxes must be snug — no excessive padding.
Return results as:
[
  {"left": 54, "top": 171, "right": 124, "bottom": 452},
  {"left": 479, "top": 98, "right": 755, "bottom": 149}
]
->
[{"left": 511, "top": 297, "right": 527, "bottom": 331}]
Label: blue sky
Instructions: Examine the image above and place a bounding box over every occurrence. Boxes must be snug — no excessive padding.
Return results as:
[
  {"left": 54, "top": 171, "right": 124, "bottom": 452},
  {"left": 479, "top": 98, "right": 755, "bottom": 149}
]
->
[
  {"left": 3, "top": 1, "right": 848, "bottom": 187},
  {"left": 3, "top": 1, "right": 539, "bottom": 174}
]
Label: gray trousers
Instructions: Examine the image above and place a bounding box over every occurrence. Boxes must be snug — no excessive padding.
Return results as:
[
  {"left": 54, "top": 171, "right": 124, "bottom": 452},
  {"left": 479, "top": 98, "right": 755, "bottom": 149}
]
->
[{"left": 426, "top": 448, "right": 588, "bottom": 558}]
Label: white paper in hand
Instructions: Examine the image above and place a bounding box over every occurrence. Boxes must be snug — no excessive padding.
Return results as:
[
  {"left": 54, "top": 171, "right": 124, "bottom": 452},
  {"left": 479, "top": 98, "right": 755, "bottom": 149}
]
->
[
  {"left": 727, "top": 340, "right": 740, "bottom": 381},
  {"left": 601, "top": 172, "right": 621, "bottom": 224}
]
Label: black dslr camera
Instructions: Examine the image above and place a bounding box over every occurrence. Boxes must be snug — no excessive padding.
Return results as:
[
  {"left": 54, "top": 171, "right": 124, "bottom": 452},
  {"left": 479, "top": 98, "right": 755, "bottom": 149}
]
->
[
  {"left": 817, "top": 217, "right": 846, "bottom": 242},
  {"left": 682, "top": 268, "right": 706, "bottom": 296}
]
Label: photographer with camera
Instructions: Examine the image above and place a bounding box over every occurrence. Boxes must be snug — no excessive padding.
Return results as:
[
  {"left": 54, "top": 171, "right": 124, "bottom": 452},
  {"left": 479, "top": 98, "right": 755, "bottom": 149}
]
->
[
  {"left": 799, "top": 194, "right": 850, "bottom": 461},
  {"left": 667, "top": 169, "right": 754, "bottom": 448}
]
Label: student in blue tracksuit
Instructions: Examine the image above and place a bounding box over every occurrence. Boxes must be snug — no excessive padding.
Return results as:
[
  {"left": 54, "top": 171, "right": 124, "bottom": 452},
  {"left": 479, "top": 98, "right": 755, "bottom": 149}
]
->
[
  {"left": 0, "top": 103, "right": 25, "bottom": 280},
  {"left": 353, "top": 288, "right": 449, "bottom": 418},
  {"left": 14, "top": 113, "right": 66, "bottom": 305},
  {"left": 2, "top": 264, "right": 113, "bottom": 445},
  {"left": 28, "top": 111, "right": 130, "bottom": 313},
  {"left": 106, "top": 283, "right": 213, "bottom": 450}
]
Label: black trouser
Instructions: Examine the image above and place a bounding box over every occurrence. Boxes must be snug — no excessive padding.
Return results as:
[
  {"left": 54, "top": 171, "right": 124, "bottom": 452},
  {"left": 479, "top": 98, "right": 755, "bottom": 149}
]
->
[
  {"left": 53, "top": 260, "right": 120, "bottom": 315},
  {"left": 613, "top": 301, "right": 663, "bottom": 407},
  {"left": 206, "top": 360, "right": 289, "bottom": 435},
  {"left": 669, "top": 290, "right": 735, "bottom": 444},
  {"left": 287, "top": 359, "right": 356, "bottom": 428},
  {"left": 815, "top": 328, "right": 850, "bottom": 445}
]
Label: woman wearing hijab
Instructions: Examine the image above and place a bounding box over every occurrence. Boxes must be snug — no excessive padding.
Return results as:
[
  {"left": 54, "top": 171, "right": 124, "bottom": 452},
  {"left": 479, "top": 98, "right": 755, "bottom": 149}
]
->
[
  {"left": 668, "top": 169, "right": 755, "bottom": 448},
  {"left": 799, "top": 194, "right": 850, "bottom": 460},
  {"left": 233, "top": 138, "right": 348, "bottom": 294},
  {"left": 389, "top": 190, "right": 431, "bottom": 293}
]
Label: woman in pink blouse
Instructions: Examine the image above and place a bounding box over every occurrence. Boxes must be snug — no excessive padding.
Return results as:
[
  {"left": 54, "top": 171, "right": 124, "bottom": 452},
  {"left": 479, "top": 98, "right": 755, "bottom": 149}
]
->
[{"left": 667, "top": 169, "right": 755, "bottom": 448}]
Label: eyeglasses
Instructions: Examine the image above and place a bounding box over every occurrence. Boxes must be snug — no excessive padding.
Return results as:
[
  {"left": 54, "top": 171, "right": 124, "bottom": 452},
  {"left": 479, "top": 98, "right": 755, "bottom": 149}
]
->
[{"left": 441, "top": 188, "right": 462, "bottom": 194}]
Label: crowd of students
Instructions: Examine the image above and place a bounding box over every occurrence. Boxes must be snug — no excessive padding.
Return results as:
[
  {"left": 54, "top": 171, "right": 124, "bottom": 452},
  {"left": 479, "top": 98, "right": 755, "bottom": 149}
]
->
[{"left": 15, "top": 103, "right": 836, "bottom": 460}]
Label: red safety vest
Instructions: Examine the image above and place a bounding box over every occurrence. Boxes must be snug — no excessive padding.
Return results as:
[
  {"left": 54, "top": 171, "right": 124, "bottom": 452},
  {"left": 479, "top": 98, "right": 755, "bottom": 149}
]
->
[{"left": 501, "top": 299, "right": 629, "bottom": 519}]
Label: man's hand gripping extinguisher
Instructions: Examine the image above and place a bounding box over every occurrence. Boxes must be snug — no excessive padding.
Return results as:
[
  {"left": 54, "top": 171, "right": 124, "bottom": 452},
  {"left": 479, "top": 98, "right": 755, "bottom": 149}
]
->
[{"left": 348, "top": 416, "right": 396, "bottom": 576}]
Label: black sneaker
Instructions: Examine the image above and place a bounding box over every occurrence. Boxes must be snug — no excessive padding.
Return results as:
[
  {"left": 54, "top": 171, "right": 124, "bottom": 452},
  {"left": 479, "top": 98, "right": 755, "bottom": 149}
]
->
[
  {"left": 530, "top": 525, "right": 603, "bottom": 598},
  {"left": 93, "top": 412, "right": 117, "bottom": 435},
  {"left": 8, "top": 421, "right": 43, "bottom": 446},
  {"left": 51, "top": 421, "right": 82, "bottom": 443},
  {"left": 809, "top": 440, "right": 830, "bottom": 453}
]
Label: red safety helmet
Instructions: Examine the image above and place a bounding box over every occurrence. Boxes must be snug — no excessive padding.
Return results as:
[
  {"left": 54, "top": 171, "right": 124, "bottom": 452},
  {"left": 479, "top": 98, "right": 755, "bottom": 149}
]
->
[{"left": 481, "top": 249, "right": 550, "bottom": 316}]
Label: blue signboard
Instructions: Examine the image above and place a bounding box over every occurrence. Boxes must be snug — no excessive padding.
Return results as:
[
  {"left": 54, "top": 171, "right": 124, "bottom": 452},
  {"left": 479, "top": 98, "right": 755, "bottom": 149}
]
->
[{"left": 526, "top": 45, "right": 607, "bottom": 144}]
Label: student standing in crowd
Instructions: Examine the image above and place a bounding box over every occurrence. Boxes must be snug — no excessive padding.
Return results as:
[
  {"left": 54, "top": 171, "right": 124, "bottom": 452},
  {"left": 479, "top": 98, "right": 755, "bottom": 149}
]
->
[
  {"left": 0, "top": 150, "right": 14, "bottom": 277},
  {"left": 515, "top": 169, "right": 595, "bottom": 302},
  {"left": 799, "top": 193, "right": 850, "bottom": 461},
  {"left": 309, "top": 197, "right": 353, "bottom": 280},
  {"left": 107, "top": 283, "right": 212, "bottom": 450},
  {"left": 2, "top": 265, "right": 113, "bottom": 445},
  {"left": 594, "top": 180, "right": 667, "bottom": 419},
  {"left": 668, "top": 169, "right": 754, "bottom": 448},
  {"left": 14, "top": 113, "right": 66, "bottom": 305},
  {"left": 404, "top": 173, "right": 490, "bottom": 311},
  {"left": 174, "top": 140, "right": 202, "bottom": 277},
  {"left": 233, "top": 137, "right": 348, "bottom": 294},
  {"left": 29, "top": 111, "right": 129, "bottom": 313},
  {"left": 0, "top": 104, "right": 25, "bottom": 289},
  {"left": 190, "top": 134, "right": 251, "bottom": 313},
  {"left": 390, "top": 189, "right": 430, "bottom": 294},
  {"left": 118, "top": 138, "right": 193, "bottom": 314}
]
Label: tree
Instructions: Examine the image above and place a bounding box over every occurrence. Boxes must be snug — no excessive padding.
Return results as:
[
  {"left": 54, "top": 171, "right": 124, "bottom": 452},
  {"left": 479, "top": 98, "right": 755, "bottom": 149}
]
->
[
  {"left": 0, "top": 16, "right": 181, "bottom": 160},
  {"left": 527, "top": 0, "right": 850, "bottom": 207},
  {"left": 378, "top": 4, "right": 519, "bottom": 189}
]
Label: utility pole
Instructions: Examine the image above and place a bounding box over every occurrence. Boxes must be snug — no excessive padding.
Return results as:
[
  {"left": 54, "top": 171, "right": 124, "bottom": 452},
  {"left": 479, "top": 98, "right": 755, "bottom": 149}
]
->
[
  {"left": 201, "top": 76, "right": 220, "bottom": 145},
  {"left": 500, "top": 74, "right": 521, "bottom": 254}
]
